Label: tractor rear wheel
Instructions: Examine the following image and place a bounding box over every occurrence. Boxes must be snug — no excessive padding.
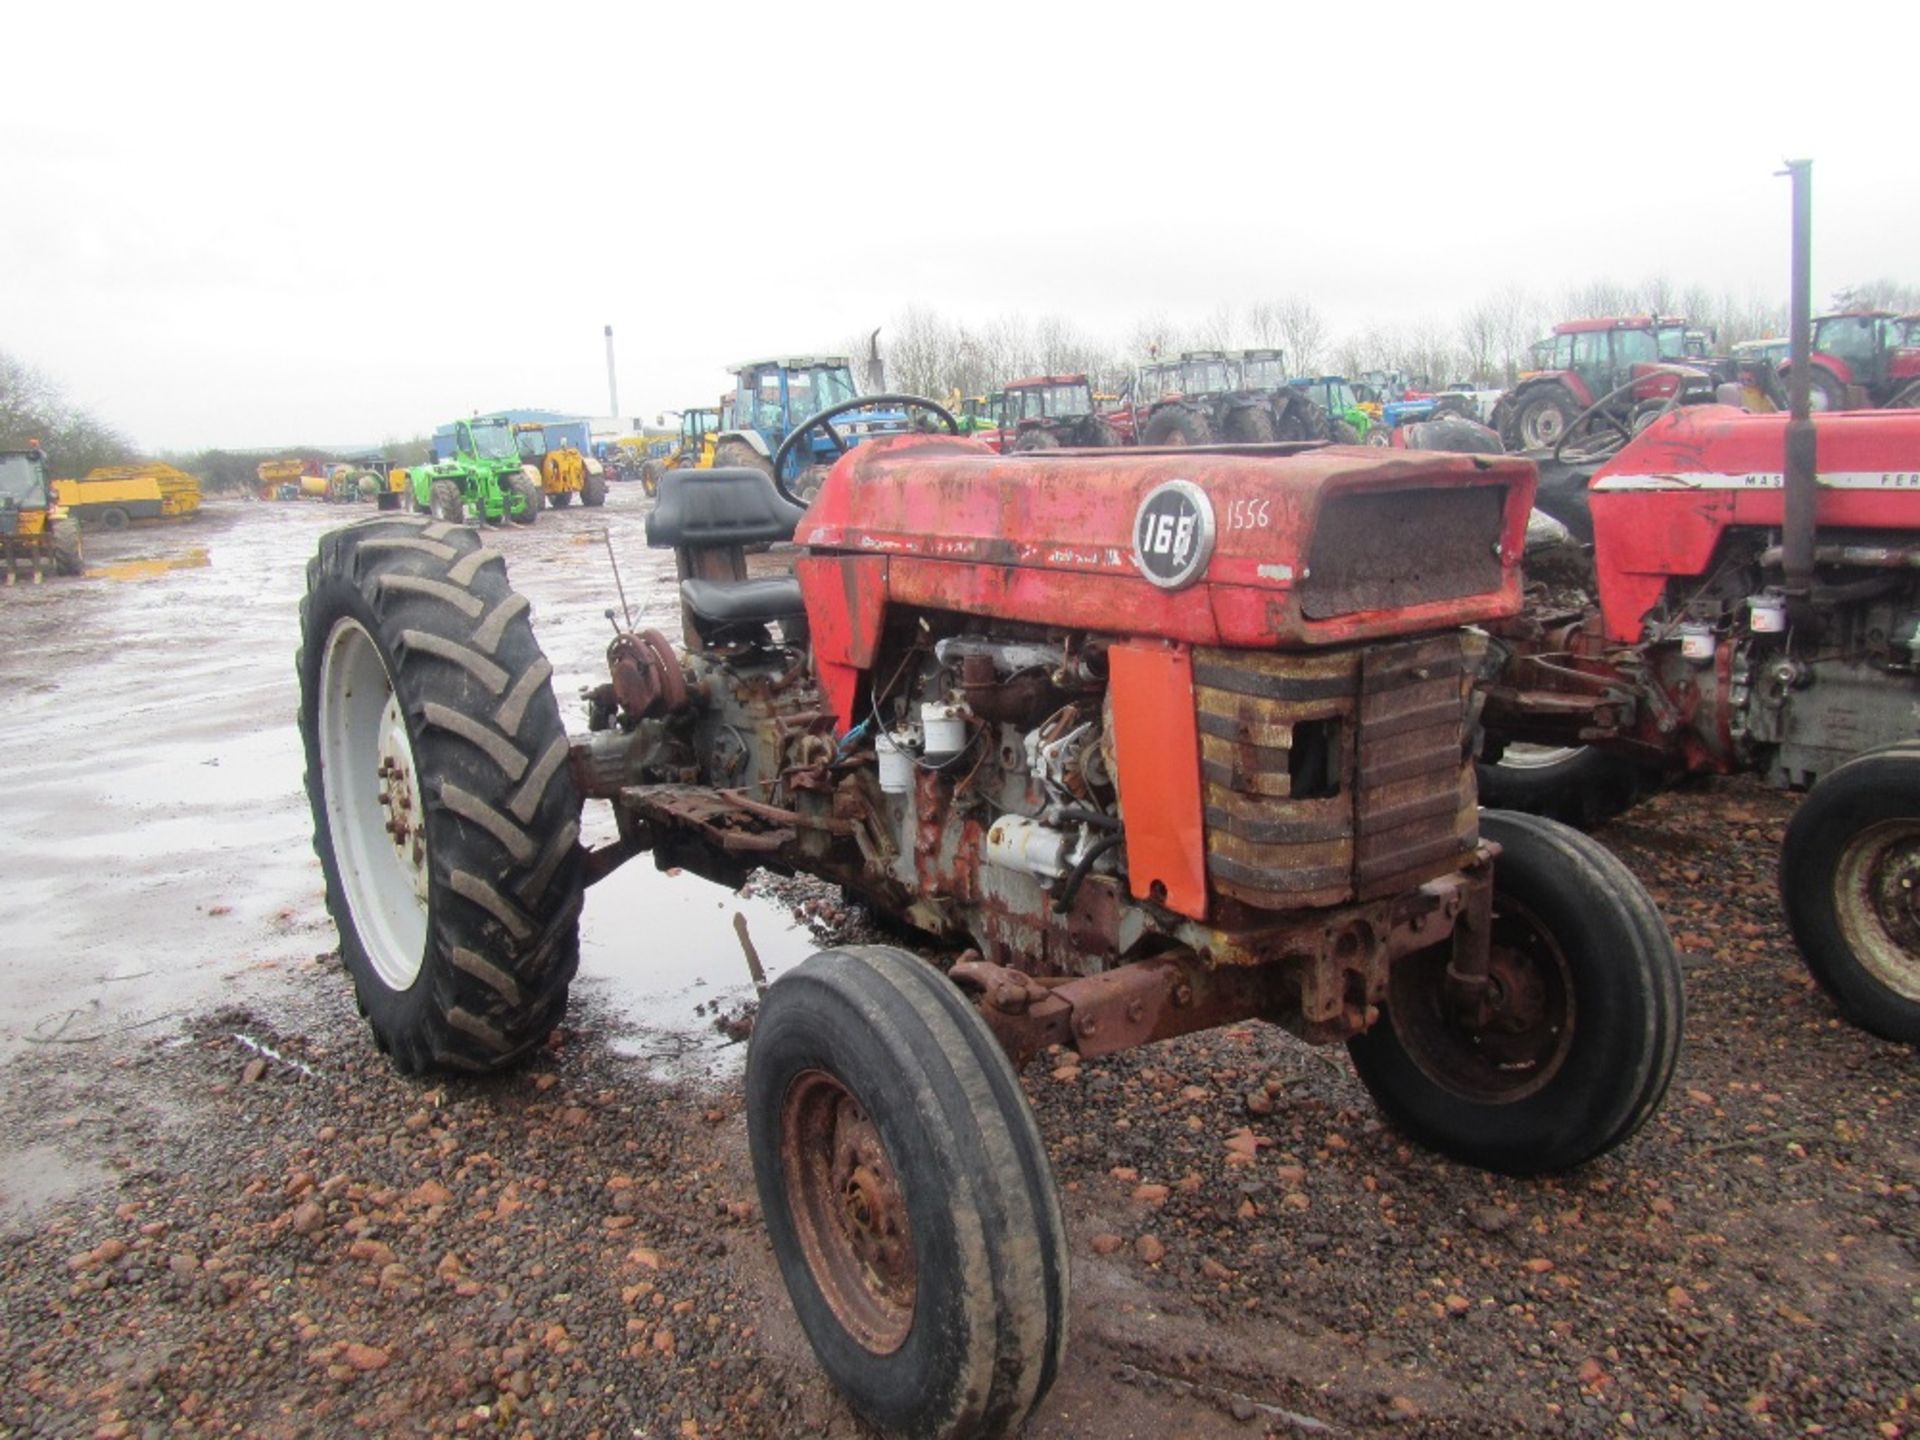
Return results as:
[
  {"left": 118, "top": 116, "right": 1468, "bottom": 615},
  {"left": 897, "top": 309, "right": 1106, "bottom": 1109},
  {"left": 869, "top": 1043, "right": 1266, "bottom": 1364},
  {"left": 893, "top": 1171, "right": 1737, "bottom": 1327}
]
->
[
  {"left": 715, "top": 439, "right": 774, "bottom": 477},
  {"left": 508, "top": 473, "right": 542, "bottom": 526},
  {"left": 581, "top": 472, "right": 608, "bottom": 507},
  {"left": 1348, "top": 810, "right": 1682, "bottom": 1173},
  {"left": 1512, "top": 385, "right": 1579, "bottom": 451},
  {"left": 747, "top": 946, "right": 1068, "bottom": 1440},
  {"left": 1141, "top": 405, "right": 1213, "bottom": 448},
  {"left": 297, "top": 514, "right": 584, "bottom": 1072},
  {"left": 1012, "top": 428, "right": 1060, "bottom": 452},
  {"left": 1786, "top": 364, "right": 1847, "bottom": 413},
  {"left": 1780, "top": 744, "right": 1920, "bottom": 1044},
  {"left": 1079, "top": 415, "right": 1122, "bottom": 448},
  {"left": 1221, "top": 406, "right": 1276, "bottom": 443},
  {"left": 51, "top": 518, "right": 83, "bottom": 576},
  {"left": 428, "top": 481, "right": 465, "bottom": 525}
]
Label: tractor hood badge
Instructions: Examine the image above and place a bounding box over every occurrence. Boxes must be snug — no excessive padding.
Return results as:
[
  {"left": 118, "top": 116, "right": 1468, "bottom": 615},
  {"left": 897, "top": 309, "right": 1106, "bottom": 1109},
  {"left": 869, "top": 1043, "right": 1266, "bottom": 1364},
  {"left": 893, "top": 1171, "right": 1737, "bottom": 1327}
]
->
[{"left": 1132, "top": 480, "right": 1215, "bottom": 590}]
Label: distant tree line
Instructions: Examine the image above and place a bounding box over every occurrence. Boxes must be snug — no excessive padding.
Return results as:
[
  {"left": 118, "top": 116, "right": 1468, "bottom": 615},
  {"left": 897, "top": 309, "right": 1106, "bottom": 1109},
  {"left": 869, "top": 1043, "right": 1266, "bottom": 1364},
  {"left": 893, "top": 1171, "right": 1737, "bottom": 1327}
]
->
[
  {"left": 0, "top": 348, "right": 137, "bottom": 477},
  {"left": 857, "top": 273, "right": 1897, "bottom": 403}
]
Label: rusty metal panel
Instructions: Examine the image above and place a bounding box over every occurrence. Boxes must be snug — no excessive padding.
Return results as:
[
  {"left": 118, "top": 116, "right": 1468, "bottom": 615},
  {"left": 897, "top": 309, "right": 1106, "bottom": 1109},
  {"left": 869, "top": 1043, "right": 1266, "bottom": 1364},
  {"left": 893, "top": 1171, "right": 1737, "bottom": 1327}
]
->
[
  {"left": 1301, "top": 486, "right": 1505, "bottom": 620},
  {"left": 1108, "top": 642, "right": 1210, "bottom": 921},
  {"left": 1353, "top": 636, "right": 1479, "bottom": 900},
  {"left": 1194, "top": 646, "right": 1357, "bottom": 911}
]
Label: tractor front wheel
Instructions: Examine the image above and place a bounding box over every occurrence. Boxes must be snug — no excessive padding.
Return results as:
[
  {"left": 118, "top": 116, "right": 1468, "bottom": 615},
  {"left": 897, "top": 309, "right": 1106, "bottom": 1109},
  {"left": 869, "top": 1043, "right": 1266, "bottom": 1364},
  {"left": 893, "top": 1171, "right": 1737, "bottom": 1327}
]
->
[
  {"left": 428, "top": 481, "right": 465, "bottom": 525},
  {"left": 1781, "top": 744, "right": 1920, "bottom": 1044},
  {"left": 1221, "top": 406, "right": 1276, "bottom": 443},
  {"left": 508, "top": 473, "right": 542, "bottom": 526},
  {"left": 581, "top": 472, "right": 608, "bottom": 507},
  {"left": 1512, "top": 385, "right": 1579, "bottom": 451},
  {"left": 1348, "top": 810, "right": 1682, "bottom": 1173},
  {"left": 297, "top": 515, "right": 584, "bottom": 1072},
  {"left": 51, "top": 518, "right": 84, "bottom": 576},
  {"left": 1141, "top": 405, "right": 1214, "bottom": 448},
  {"left": 747, "top": 947, "right": 1068, "bottom": 1440},
  {"left": 1786, "top": 364, "right": 1847, "bottom": 413}
]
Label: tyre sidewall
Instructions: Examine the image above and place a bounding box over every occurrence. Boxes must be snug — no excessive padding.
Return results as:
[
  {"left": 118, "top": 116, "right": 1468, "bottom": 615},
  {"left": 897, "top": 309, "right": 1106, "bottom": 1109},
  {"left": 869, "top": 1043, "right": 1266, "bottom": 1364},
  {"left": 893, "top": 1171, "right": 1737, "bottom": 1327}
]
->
[
  {"left": 1351, "top": 811, "right": 1679, "bottom": 1172},
  {"left": 298, "top": 562, "right": 446, "bottom": 1047},
  {"left": 746, "top": 956, "right": 1009, "bottom": 1434},
  {"left": 1781, "top": 751, "right": 1920, "bottom": 1040}
]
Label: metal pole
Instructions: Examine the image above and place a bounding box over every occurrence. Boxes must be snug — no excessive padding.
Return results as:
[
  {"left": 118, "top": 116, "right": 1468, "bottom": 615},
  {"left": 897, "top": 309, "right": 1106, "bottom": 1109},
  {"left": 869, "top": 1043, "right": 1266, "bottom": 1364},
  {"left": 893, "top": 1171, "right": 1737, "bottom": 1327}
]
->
[
  {"left": 1778, "top": 159, "right": 1816, "bottom": 616},
  {"left": 604, "top": 324, "right": 620, "bottom": 418}
]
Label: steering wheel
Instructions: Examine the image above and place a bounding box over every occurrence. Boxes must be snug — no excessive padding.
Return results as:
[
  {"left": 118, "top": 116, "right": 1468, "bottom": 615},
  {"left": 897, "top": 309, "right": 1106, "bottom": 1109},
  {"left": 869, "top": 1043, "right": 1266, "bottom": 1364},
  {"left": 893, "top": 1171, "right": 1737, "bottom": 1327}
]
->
[
  {"left": 1551, "top": 367, "right": 1686, "bottom": 467},
  {"left": 769, "top": 393, "right": 959, "bottom": 505}
]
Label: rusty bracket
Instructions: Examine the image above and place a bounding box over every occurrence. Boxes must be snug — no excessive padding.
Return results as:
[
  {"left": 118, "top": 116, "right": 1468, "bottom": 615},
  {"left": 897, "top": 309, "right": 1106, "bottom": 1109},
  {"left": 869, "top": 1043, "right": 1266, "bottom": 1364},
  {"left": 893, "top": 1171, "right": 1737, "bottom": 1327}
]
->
[{"left": 951, "top": 955, "right": 1265, "bottom": 1068}]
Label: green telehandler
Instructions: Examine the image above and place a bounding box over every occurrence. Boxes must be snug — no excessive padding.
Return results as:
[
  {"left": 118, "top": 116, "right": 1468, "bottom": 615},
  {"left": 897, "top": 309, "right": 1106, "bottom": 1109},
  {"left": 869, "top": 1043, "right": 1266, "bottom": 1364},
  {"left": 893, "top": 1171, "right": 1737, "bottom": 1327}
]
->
[{"left": 401, "top": 417, "right": 542, "bottom": 526}]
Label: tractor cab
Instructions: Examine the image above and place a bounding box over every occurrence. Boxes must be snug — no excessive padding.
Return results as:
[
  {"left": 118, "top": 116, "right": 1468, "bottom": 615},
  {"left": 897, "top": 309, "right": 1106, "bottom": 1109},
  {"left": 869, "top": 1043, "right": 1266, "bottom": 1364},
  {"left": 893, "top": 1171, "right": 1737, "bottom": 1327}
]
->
[
  {"left": 1238, "top": 348, "right": 1289, "bottom": 393},
  {"left": 1495, "top": 317, "right": 1713, "bottom": 450},
  {"left": 1794, "top": 311, "right": 1920, "bottom": 409},
  {"left": 713, "top": 357, "right": 912, "bottom": 493},
  {"left": 0, "top": 446, "right": 83, "bottom": 581},
  {"left": 1001, "top": 374, "right": 1122, "bottom": 451}
]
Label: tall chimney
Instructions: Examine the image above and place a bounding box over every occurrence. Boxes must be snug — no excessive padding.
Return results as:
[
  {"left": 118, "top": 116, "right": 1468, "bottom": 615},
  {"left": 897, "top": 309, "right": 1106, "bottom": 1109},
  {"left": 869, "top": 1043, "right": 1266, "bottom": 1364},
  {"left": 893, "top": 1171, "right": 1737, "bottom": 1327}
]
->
[{"left": 604, "top": 325, "right": 620, "bottom": 418}]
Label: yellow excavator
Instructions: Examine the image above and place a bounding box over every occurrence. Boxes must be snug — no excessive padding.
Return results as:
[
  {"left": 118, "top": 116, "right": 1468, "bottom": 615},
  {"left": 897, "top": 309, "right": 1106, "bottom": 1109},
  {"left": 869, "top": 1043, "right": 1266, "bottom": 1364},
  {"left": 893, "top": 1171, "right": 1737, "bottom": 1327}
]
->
[{"left": 1, "top": 445, "right": 84, "bottom": 582}]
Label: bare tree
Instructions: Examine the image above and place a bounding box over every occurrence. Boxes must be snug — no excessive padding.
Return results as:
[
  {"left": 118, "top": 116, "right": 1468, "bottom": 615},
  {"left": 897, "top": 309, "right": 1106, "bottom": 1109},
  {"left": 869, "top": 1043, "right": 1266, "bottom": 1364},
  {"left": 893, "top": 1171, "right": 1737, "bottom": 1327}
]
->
[
  {"left": 1832, "top": 278, "right": 1920, "bottom": 313},
  {"left": 1275, "top": 298, "right": 1328, "bottom": 376},
  {"left": 0, "top": 348, "right": 135, "bottom": 478}
]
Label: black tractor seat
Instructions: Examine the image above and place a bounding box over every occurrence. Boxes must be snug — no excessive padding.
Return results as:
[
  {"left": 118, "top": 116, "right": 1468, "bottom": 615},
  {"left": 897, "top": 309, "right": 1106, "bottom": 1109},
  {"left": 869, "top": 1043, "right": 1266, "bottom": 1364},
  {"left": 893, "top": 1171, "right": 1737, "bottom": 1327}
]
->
[
  {"left": 646, "top": 466, "right": 806, "bottom": 548},
  {"left": 680, "top": 576, "right": 805, "bottom": 626}
]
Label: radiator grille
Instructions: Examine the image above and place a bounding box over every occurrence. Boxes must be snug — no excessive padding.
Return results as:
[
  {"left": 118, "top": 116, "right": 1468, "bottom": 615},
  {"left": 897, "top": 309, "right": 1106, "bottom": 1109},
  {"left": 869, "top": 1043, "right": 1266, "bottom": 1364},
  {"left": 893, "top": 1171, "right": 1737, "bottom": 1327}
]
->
[
  {"left": 1196, "top": 634, "right": 1477, "bottom": 910},
  {"left": 1300, "top": 486, "right": 1505, "bottom": 619}
]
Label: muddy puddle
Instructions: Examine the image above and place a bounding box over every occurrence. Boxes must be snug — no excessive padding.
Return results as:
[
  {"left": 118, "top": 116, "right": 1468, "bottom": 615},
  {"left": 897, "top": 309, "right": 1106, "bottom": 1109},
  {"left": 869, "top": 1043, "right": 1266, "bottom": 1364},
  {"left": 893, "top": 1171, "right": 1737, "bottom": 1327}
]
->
[{"left": 0, "top": 486, "right": 817, "bottom": 1076}]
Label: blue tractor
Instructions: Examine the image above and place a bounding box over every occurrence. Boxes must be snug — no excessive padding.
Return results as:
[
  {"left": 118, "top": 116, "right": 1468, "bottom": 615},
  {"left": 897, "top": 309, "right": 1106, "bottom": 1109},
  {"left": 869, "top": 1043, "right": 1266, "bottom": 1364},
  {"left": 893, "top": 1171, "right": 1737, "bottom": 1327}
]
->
[{"left": 711, "top": 356, "right": 914, "bottom": 499}]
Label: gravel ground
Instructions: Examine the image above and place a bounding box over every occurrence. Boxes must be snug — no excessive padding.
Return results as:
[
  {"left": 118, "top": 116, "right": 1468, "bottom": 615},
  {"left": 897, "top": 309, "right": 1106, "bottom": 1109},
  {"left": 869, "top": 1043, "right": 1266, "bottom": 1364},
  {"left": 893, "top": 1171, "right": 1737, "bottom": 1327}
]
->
[
  {"left": 1, "top": 776, "right": 1915, "bottom": 1440},
  {"left": 0, "top": 502, "right": 1914, "bottom": 1438}
]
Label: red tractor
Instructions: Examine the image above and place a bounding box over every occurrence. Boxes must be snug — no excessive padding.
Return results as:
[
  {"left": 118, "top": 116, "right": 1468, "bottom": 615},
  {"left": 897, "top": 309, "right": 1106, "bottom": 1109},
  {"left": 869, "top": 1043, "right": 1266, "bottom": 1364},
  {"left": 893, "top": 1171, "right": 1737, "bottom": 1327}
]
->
[
  {"left": 1784, "top": 310, "right": 1920, "bottom": 412},
  {"left": 997, "top": 373, "right": 1125, "bottom": 451},
  {"left": 1494, "top": 316, "right": 1714, "bottom": 451},
  {"left": 1479, "top": 163, "right": 1920, "bottom": 1046},
  {"left": 298, "top": 395, "right": 1680, "bottom": 1438}
]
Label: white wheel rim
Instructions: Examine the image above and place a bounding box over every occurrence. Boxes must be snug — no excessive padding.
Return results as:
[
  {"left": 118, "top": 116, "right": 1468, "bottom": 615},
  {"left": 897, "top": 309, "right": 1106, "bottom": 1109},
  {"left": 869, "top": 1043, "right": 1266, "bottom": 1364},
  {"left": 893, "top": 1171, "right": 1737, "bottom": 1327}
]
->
[
  {"left": 1832, "top": 819, "right": 1920, "bottom": 1002},
  {"left": 1496, "top": 743, "right": 1585, "bottom": 771},
  {"left": 1523, "top": 408, "right": 1565, "bottom": 448},
  {"left": 319, "top": 619, "right": 429, "bottom": 991}
]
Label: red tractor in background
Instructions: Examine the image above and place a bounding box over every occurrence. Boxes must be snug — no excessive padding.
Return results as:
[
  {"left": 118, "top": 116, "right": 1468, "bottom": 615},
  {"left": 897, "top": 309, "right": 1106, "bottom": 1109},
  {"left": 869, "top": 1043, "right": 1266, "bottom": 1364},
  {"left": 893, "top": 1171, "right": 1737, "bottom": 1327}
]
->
[
  {"left": 996, "top": 373, "right": 1126, "bottom": 451},
  {"left": 298, "top": 387, "right": 1682, "bottom": 1437},
  {"left": 1493, "top": 316, "right": 1715, "bottom": 451},
  {"left": 1784, "top": 310, "right": 1920, "bottom": 412},
  {"left": 1479, "top": 162, "right": 1920, "bottom": 1046}
]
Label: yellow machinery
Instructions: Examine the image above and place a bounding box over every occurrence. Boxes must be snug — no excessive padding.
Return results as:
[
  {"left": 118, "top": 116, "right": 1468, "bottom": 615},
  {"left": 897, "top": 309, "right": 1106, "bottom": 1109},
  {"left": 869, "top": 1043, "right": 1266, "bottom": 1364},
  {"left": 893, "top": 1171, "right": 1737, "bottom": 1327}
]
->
[
  {"left": 639, "top": 406, "right": 720, "bottom": 494},
  {"left": 512, "top": 424, "right": 607, "bottom": 509},
  {"left": 1, "top": 446, "right": 84, "bottom": 582},
  {"left": 53, "top": 463, "right": 200, "bottom": 531}
]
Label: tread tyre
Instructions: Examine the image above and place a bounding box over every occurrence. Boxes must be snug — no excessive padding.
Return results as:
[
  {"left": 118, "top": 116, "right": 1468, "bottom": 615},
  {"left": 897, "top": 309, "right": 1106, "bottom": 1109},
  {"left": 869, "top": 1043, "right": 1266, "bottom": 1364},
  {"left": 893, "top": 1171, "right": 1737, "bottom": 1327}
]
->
[
  {"left": 747, "top": 946, "right": 1068, "bottom": 1440},
  {"left": 1140, "top": 405, "right": 1214, "bottom": 448},
  {"left": 297, "top": 515, "right": 584, "bottom": 1072},
  {"left": 548, "top": 490, "right": 573, "bottom": 508},
  {"left": 1330, "top": 418, "right": 1362, "bottom": 444},
  {"left": 714, "top": 439, "right": 775, "bottom": 477},
  {"left": 1780, "top": 745, "right": 1920, "bottom": 1043},
  {"left": 1475, "top": 745, "right": 1648, "bottom": 829},
  {"left": 1079, "top": 415, "right": 1122, "bottom": 448},
  {"left": 98, "top": 506, "right": 131, "bottom": 533},
  {"left": 1221, "top": 405, "right": 1276, "bottom": 443},
  {"left": 1512, "top": 384, "right": 1579, "bottom": 451},
  {"left": 508, "top": 473, "right": 542, "bottom": 525},
  {"left": 1012, "top": 428, "right": 1060, "bottom": 452},
  {"left": 1348, "top": 810, "right": 1682, "bottom": 1173},
  {"left": 428, "top": 481, "right": 465, "bottom": 525},
  {"left": 581, "top": 472, "right": 608, "bottom": 507},
  {"left": 51, "top": 518, "right": 84, "bottom": 576}
]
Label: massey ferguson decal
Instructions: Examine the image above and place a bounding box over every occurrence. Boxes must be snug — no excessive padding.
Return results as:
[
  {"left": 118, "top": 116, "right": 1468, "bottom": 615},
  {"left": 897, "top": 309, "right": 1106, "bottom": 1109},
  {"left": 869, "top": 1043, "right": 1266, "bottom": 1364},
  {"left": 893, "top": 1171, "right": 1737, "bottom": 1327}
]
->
[{"left": 1132, "top": 479, "right": 1215, "bottom": 589}]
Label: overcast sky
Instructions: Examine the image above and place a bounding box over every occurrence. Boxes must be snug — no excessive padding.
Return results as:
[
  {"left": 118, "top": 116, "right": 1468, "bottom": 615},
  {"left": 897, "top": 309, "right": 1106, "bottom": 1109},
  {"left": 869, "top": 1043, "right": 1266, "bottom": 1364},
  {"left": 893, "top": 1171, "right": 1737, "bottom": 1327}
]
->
[{"left": 6, "top": 1, "right": 1914, "bottom": 452}]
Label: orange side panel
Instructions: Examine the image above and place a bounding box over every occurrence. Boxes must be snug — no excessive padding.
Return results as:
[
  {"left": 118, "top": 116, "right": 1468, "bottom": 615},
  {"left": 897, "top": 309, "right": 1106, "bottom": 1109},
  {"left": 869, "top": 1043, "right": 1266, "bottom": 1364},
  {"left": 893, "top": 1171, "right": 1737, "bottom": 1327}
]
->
[{"left": 1107, "top": 642, "right": 1208, "bottom": 922}]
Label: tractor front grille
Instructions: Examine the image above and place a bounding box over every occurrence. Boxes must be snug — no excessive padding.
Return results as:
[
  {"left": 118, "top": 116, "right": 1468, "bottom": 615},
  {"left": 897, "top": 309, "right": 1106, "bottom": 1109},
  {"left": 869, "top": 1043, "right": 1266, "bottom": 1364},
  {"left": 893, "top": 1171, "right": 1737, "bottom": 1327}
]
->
[
  {"left": 1300, "top": 485, "right": 1506, "bottom": 619},
  {"left": 1196, "top": 633, "right": 1477, "bottom": 911}
]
